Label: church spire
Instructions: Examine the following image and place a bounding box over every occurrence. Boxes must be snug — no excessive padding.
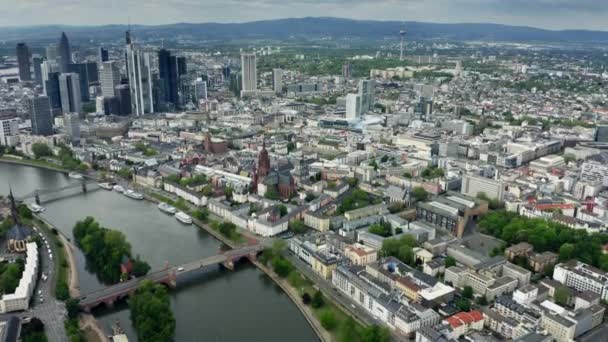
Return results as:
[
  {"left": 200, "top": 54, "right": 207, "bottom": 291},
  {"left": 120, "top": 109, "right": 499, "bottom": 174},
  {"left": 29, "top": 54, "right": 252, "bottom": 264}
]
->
[{"left": 8, "top": 187, "right": 20, "bottom": 225}]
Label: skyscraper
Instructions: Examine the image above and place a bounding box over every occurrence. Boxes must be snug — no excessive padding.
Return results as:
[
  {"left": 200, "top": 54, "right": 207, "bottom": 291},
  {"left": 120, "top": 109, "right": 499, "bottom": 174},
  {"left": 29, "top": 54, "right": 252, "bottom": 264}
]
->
[
  {"left": 345, "top": 93, "right": 362, "bottom": 119},
  {"left": 342, "top": 63, "right": 351, "bottom": 79},
  {"left": 86, "top": 62, "right": 99, "bottom": 84},
  {"left": 67, "top": 63, "right": 90, "bottom": 102},
  {"left": 32, "top": 56, "right": 43, "bottom": 85},
  {"left": 126, "top": 44, "right": 154, "bottom": 115},
  {"left": 43, "top": 71, "right": 62, "bottom": 112},
  {"left": 273, "top": 68, "right": 283, "bottom": 94},
  {"left": 115, "top": 84, "right": 132, "bottom": 116},
  {"left": 194, "top": 78, "right": 208, "bottom": 102},
  {"left": 98, "top": 47, "right": 109, "bottom": 64},
  {"left": 63, "top": 112, "right": 80, "bottom": 145},
  {"left": 59, "top": 73, "right": 82, "bottom": 114},
  {"left": 30, "top": 96, "right": 53, "bottom": 136},
  {"left": 46, "top": 45, "right": 58, "bottom": 62},
  {"left": 240, "top": 53, "right": 257, "bottom": 97},
  {"left": 100, "top": 61, "right": 121, "bottom": 97},
  {"left": 158, "top": 49, "right": 179, "bottom": 108},
  {"left": 358, "top": 79, "right": 375, "bottom": 113},
  {"left": 58, "top": 32, "right": 71, "bottom": 73},
  {"left": 16, "top": 43, "right": 31, "bottom": 81}
]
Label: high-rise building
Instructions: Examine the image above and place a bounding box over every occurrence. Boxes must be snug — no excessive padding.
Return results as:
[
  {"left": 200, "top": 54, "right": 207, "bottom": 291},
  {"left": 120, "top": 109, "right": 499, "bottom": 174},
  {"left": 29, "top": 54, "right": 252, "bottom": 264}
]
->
[
  {"left": 222, "top": 66, "right": 231, "bottom": 80},
  {"left": 358, "top": 79, "right": 375, "bottom": 113},
  {"left": 273, "top": 68, "right": 283, "bottom": 94},
  {"left": 342, "top": 63, "right": 351, "bottom": 79},
  {"left": 126, "top": 44, "right": 154, "bottom": 115},
  {"left": 63, "top": 112, "right": 80, "bottom": 145},
  {"left": 115, "top": 84, "right": 132, "bottom": 116},
  {"left": 67, "top": 63, "right": 90, "bottom": 102},
  {"left": 42, "top": 66, "right": 62, "bottom": 112},
  {"left": 158, "top": 49, "right": 179, "bottom": 108},
  {"left": 98, "top": 47, "right": 109, "bottom": 64},
  {"left": 86, "top": 62, "right": 99, "bottom": 84},
  {"left": 596, "top": 125, "right": 608, "bottom": 143},
  {"left": 30, "top": 96, "right": 53, "bottom": 136},
  {"left": 46, "top": 45, "right": 58, "bottom": 62},
  {"left": 16, "top": 43, "right": 31, "bottom": 81},
  {"left": 0, "top": 117, "right": 20, "bottom": 146},
  {"left": 240, "top": 53, "right": 257, "bottom": 97},
  {"left": 99, "top": 61, "right": 120, "bottom": 97},
  {"left": 58, "top": 32, "right": 71, "bottom": 72},
  {"left": 177, "top": 56, "right": 187, "bottom": 76},
  {"left": 194, "top": 78, "right": 207, "bottom": 102},
  {"left": 32, "top": 56, "right": 43, "bottom": 85},
  {"left": 59, "top": 73, "right": 82, "bottom": 114},
  {"left": 345, "top": 93, "right": 362, "bottom": 119}
]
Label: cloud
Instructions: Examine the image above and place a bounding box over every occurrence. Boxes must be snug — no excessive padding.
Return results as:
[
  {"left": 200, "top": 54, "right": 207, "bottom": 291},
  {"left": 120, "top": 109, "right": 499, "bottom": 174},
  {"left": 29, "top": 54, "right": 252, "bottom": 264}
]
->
[{"left": 0, "top": 0, "right": 605, "bottom": 30}]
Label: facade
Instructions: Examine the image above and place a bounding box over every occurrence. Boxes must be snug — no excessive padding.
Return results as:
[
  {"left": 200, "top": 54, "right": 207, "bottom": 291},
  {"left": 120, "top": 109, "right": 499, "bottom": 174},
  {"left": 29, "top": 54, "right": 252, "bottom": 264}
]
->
[
  {"left": 580, "top": 160, "right": 608, "bottom": 187},
  {"left": 67, "top": 63, "right": 90, "bottom": 101},
  {"left": 0, "top": 117, "right": 20, "bottom": 147},
  {"left": 416, "top": 192, "right": 488, "bottom": 238},
  {"left": 158, "top": 49, "right": 179, "bottom": 109},
  {"left": 63, "top": 112, "right": 80, "bottom": 145},
  {"left": 444, "top": 311, "right": 484, "bottom": 337},
  {"left": 0, "top": 243, "right": 39, "bottom": 313},
  {"left": 461, "top": 174, "right": 504, "bottom": 201},
  {"left": 240, "top": 53, "right": 257, "bottom": 96},
  {"left": 553, "top": 260, "right": 608, "bottom": 301},
  {"left": 98, "top": 47, "right": 109, "bottom": 63},
  {"left": 345, "top": 243, "right": 377, "bottom": 265},
  {"left": 358, "top": 79, "right": 375, "bottom": 113},
  {"left": 194, "top": 78, "right": 208, "bottom": 102},
  {"left": 595, "top": 125, "right": 608, "bottom": 143},
  {"left": 345, "top": 93, "right": 362, "bottom": 119},
  {"left": 30, "top": 96, "right": 53, "bottom": 136},
  {"left": 273, "top": 68, "right": 283, "bottom": 93},
  {"left": 100, "top": 61, "right": 121, "bottom": 97},
  {"left": 127, "top": 44, "right": 154, "bottom": 115},
  {"left": 33, "top": 56, "right": 43, "bottom": 85},
  {"left": 59, "top": 73, "right": 82, "bottom": 113},
  {"left": 16, "top": 43, "right": 31, "bottom": 81}
]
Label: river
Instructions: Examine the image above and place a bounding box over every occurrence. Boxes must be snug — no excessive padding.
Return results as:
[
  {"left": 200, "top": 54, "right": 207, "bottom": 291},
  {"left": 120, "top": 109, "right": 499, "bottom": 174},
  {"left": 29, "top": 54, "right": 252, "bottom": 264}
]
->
[{"left": 0, "top": 163, "right": 318, "bottom": 342}]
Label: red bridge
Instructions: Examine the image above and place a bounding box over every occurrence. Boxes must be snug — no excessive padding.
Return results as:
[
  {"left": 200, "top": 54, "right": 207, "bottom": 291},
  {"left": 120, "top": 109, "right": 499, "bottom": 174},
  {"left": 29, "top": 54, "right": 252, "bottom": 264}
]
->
[{"left": 79, "top": 244, "right": 263, "bottom": 312}]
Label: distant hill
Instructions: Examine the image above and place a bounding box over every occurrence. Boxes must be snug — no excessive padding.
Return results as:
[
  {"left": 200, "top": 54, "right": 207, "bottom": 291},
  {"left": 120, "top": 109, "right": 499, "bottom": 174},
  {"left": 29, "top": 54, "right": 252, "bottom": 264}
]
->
[{"left": 1, "top": 17, "right": 608, "bottom": 44}]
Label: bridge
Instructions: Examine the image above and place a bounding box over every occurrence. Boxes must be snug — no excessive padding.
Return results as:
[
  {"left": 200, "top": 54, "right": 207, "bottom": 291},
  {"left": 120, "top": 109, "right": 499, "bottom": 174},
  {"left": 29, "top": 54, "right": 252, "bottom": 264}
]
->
[
  {"left": 78, "top": 244, "right": 264, "bottom": 312},
  {"left": 15, "top": 176, "right": 100, "bottom": 204}
]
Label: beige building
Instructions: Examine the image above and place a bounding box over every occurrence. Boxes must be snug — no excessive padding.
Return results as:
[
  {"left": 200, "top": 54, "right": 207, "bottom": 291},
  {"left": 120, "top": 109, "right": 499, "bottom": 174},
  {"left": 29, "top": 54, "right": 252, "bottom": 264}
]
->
[{"left": 345, "top": 243, "right": 377, "bottom": 266}]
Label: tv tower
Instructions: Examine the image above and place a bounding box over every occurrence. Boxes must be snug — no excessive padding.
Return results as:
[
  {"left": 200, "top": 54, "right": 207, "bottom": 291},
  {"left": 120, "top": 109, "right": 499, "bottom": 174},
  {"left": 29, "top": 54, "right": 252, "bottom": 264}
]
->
[{"left": 399, "top": 23, "right": 406, "bottom": 61}]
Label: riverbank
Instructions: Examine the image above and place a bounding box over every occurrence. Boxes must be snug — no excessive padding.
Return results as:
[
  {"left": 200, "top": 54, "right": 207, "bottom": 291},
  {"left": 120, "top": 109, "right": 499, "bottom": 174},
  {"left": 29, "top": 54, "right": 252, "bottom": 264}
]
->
[
  {"left": 57, "top": 233, "right": 80, "bottom": 298},
  {"left": 0, "top": 156, "right": 70, "bottom": 174}
]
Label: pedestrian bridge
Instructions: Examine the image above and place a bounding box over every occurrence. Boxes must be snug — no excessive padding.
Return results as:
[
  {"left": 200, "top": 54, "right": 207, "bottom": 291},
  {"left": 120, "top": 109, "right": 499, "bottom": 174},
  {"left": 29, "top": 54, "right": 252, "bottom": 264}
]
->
[{"left": 78, "top": 244, "right": 264, "bottom": 312}]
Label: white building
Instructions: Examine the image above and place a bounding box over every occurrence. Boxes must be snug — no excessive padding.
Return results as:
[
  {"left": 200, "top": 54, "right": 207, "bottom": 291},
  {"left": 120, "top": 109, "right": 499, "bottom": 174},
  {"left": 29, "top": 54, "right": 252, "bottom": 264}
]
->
[
  {"left": 345, "top": 93, "right": 362, "bottom": 119},
  {"left": 240, "top": 53, "right": 257, "bottom": 97},
  {"left": 273, "top": 68, "right": 283, "bottom": 93},
  {"left": 0, "top": 117, "right": 20, "bottom": 146},
  {"left": 461, "top": 174, "right": 504, "bottom": 201},
  {"left": 127, "top": 44, "right": 154, "bottom": 115},
  {"left": 580, "top": 161, "right": 608, "bottom": 187},
  {"left": 99, "top": 61, "right": 120, "bottom": 97},
  {"left": 553, "top": 260, "right": 608, "bottom": 301},
  {"left": 0, "top": 243, "right": 39, "bottom": 313},
  {"left": 63, "top": 112, "right": 80, "bottom": 144}
]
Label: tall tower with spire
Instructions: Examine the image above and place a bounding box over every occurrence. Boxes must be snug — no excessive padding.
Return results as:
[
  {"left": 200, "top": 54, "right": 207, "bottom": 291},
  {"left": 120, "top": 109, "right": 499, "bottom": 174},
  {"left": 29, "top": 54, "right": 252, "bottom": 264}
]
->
[
  {"left": 399, "top": 23, "right": 406, "bottom": 61},
  {"left": 8, "top": 188, "right": 21, "bottom": 226},
  {"left": 58, "top": 32, "right": 71, "bottom": 73}
]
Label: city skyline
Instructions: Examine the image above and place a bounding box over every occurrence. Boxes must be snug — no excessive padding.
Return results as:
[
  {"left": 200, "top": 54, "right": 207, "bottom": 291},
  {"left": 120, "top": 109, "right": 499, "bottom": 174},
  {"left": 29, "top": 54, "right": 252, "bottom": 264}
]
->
[{"left": 0, "top": 0, "right": 606, "bottom": 31}]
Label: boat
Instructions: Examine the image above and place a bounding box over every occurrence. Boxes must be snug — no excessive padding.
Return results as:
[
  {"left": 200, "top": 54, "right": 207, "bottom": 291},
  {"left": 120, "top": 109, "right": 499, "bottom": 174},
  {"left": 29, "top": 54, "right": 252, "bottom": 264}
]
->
[
  {"left": 175, "top": 211, "right": 193, "bottom": 224},
  {"left": 68, "top": 172, "right": 83, "bottom": 180},
  {"left": 113, "top": 185, "right": 125, "bottom": 193},
  {"left": 158, "top": 202, "right": 177, "bottom": 214},
  {"left": 27, "top": 203, "right": 45, "bottom": 213},
  {"left": 124, "top": 189, "right": 144, "bottom": 200},
  {"left": 98, "top": 182, "right": 113, "bottom": 190}
]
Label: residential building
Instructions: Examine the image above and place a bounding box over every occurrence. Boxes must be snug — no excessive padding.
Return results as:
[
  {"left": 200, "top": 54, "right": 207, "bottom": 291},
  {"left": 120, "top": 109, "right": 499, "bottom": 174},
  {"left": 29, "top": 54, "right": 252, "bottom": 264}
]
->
[
  {"left": 345, "top": 243, "right": 377, "bottom": 265},
  {"left": 553, "top": 260, "right": 608, "bottom": 301},
  {"left": 0, "top": 117, "right": 20, "bottom": 147}
]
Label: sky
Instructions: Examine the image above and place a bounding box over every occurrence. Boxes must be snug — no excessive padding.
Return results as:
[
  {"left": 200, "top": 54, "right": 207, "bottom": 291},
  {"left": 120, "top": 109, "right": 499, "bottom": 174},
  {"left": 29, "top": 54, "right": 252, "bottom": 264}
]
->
[{"left": 0, "top": 0, "right": 606, "bottom": 31}]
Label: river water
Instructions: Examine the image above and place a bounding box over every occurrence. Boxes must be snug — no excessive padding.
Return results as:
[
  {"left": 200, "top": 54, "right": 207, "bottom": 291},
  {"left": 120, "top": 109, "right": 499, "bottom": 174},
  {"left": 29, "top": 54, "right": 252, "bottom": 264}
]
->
[{"left": 0, "top": 163, "right": 317, "bottom": 342}]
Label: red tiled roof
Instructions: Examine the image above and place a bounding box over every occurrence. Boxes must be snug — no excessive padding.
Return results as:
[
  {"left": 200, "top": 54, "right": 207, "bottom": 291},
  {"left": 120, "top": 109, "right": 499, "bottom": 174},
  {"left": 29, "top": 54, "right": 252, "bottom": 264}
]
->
[{"left": 445, "top": 310, "right": 484, "bottom": 328}]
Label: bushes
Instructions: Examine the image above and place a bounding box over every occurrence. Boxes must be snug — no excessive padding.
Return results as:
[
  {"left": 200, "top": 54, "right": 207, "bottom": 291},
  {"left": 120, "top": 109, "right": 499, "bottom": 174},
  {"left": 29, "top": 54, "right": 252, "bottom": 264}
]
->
[
  {"left": 55, "top": 281, "right": 69, "bottom": 301},
  {"left": 129, "top": 280, "right": 175, "bottom": 342},
  {"left": 320, "top": 309, "right": 338, "bottom": 330}
]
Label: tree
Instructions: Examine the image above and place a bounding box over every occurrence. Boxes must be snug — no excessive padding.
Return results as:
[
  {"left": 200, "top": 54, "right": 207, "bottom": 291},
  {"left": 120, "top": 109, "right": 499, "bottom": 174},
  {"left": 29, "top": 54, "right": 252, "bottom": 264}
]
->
[
  {"left": 18, "top": 204, "right": 33, "bottom": 219},
  {"left": 554, "top": 286, "right": 570, "bottom": 306},
  {"left": 311, "top": 290, "right": 324, "bottom": 308},
  {"left": 398, "top": 245, "right": 415, "bottom": 266},
  {"left": 32, "top": 143, "right": 53, "bottom": 159},
  {"left": 264, "top": 186, "right": 281, "bottom": 200},
  {"left": 411, "top": 187, "right": 428, "bottom": 202},
  {"left": 302, "top": 292, "right": 312, "bottom": 305},
  {"left": 289, "top": 220, "right": 308, "bottom": 234},
  {"left": 55, "top": 281, "right": 69, "bottom": 300},
  {"left": 319, "top": 310, "right": 338, "bottom": 330},
  {"left": 559, "top": 243, "right": 576, "bottom": 261},
  {"left": 272, "top": 257, "right": 293, "bottom": 277},
  {"left": 339, "top": 316, "right": 358, "bottom": 342},
  {"left": 368, "top": 222, "right": 392, "bottom": 237},
  {"left": 360, "top": 325, "right": 391, "bottom": 342},
  {"left": 129, "top": 280, "right": 175, "bottom": 342},
  {"left": 66, "top": 298, "right": 80, "bottom": 319},
  {"left": 132, "top": 257, "right": 151, "bottom": 277},
  {"left": 563, "top": 153, "right": 576, "bottom": 164},
  {"left": 457, "top": 298, "right": 471, "bottom": 312},
  {"left": 445, "top": 256, "right": 456, "bottom": 268},
  {"left": 277, "top": 205, "right": 288, "bottom": 217},
  {"left": 402, "top": 172, "right": 412, "bottom": 179},
  {"left": 462, "top": 286, "right": 474, "bottom": 299}
]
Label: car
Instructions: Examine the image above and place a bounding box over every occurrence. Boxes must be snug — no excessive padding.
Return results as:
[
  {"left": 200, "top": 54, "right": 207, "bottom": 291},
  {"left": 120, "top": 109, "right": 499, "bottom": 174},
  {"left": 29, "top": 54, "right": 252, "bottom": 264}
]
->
[
  {"left": 177, "top": 267, "right": 185, "bottom": 272},
  {"left": 38, "top": 290, "right": 42, "bottom": 295}
]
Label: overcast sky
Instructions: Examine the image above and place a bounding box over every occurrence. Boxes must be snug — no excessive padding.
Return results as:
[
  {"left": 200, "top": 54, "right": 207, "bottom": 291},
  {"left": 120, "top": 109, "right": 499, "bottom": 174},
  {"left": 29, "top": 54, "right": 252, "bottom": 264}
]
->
[{"left": 0, "top": 0, "right": 606, "bottom": 30}]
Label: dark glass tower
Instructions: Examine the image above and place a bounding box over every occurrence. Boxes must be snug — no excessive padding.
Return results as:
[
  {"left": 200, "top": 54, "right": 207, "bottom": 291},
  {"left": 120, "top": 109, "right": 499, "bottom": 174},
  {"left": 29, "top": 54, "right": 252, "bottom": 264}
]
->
[
  {"left": 16, "top": 43, "right": 31, "bottom": 81},
  {"left": 58, "top": 32, "right": 71, "bottom": 72},
  {"left": 158, "top": 49, "right": 179, "bottom": 108}
]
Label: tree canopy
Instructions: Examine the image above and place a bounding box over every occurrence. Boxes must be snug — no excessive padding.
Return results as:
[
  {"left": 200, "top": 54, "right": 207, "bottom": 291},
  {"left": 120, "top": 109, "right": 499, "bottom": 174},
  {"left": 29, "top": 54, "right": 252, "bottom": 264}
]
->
[{"left": 129, "top": 280, "right": 176, "bottom": 342}]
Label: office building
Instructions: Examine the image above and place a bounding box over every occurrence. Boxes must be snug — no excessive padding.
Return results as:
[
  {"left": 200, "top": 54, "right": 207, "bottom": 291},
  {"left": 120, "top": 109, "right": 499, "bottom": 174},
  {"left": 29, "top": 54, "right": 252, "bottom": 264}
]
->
[
  {"left": 86, "top": 61, "right": 99, "bottom": 84},
  {"left": 273, "top": 68, "right": 283, "bottom": 93},
  {"left": 16, "top": 43, "right": 31, "bottom": 81},
  {"left": 32, "top": 56, "right": 43, "bottom": 85},
  {"left": 42, "top": 69, "right": 62, "bottom": 112},
  {"left": 580, "top": 160, "right": 608, "bottom": 187},
  {"left": 59, "top": 73, "right": 82, "bottom": 113},
  {"left": 98, "top": 47, "right": 109, "bottom": 63},
  {"left": 45, "top": 45, "right": 58, "bottom": 62},
  {"left": 240, "top": 53, "right": 257, "bottom": 96},
  {"left": 345, "top": 93, "right": 362, "bottom": 119},
  {"left": 0, "top": 117, "right": 20, "bottom": 147},
  {"left": 67, "top": 63, "right": 90, "bottom": 102},
  {"left": 158, "top": 49, "right": 179, "bottom": 108},
  {"left": 115, "top": 84, "right": 132, "bottom": 116},
  {"left": 553, "top": 260, "right": 608, "bottom": 301},
  {"left": 194, "top": 78, "right": 207, "bottom": 102},
  {"left": 99, "top": 61, "right": 120, "bottom": 97},
  {"left": 30, "top": 96, "right": 53, "bottom": 136},
  {"left": 126, "top": 44, "right": 154, "bottom": 115},
  {"left": 596, "top": 125, "right": 608, "bottom": 143},
  {"left": 342, "top": 63, "right": 351, "bottom": 79},
  {"left": 416, "top": 192, "right": 488, "bottom": 238},
  {"left": 63, "top": 112, "right": 80, "bottom": 145},
  {"left": 58, "top": 32, "right": 71, "bottom": 72},
  {"left": 461, "top": 174, "right": 505, "bottom": 201},
  {"left": 358, "top": 79, "right": 375, "bottom": 113}
]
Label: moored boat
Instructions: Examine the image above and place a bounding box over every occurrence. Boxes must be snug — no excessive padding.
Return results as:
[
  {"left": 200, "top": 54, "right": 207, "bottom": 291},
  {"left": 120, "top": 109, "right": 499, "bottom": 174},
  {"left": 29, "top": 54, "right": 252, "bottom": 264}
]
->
[
  {"left": 98, "top": 182, "right": 113, "bottom": 190},
  {"left": 113, "top": 185, "right": 125, "bottom": 193},
  {"left": 175, "top": 211, "right": 193, "bottom": 224},
  {"left": 68, "top": 172, "right": 83, "bottom": 180},
  {"left": 158, "top": 202, "right": 177, "bottom": 214},
  {"left": 124, "top": 189, "right": 144, "bottom": 200},
  {"left": 27, "top": 203, "right": 45, "bottom": 213}
]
